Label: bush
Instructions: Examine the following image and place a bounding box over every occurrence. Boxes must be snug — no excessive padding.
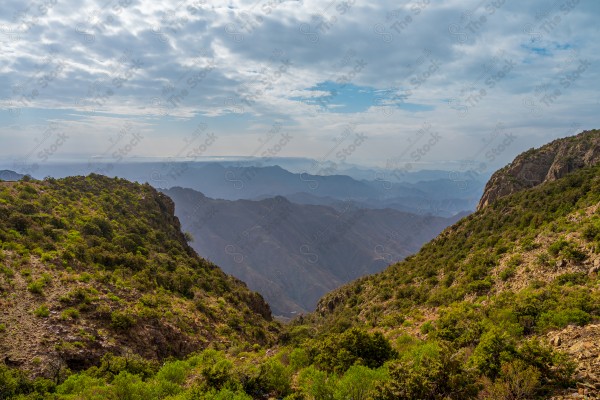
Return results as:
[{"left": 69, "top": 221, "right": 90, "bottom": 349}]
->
[
  {"left": 111, "top": 310, "right": 136, "bottom": 331},
  {"left": 469, "top": 328, "right": 516, "bottom": 379},
  {"left": 199, "top": 350, "right": 235, "bottom": 389},
  {"left": 313, "top": 328, "right": 396, "bottom": 373},
  {"left": 482, "top": 360, "right": 541, "bottom": 400},
  {"left": 258, "top": 357, "right": 292, "bottom": 398},
  {"left": 499, "top": 267, "right": 516, "bottom": 281},
  {"left": 375, "top": 342, "right": 478, "bottom": 400},
  {"left": 34, "top": 304, "right": 50, "bottom": 318},
  {"left": 112, "top": 371, "right": 153, "bottom": 400},
  {"left": 27, "top": 280, "right": 45, "bottom": 295},
  {"left": 60, "top": 308, "right": 79, "bottom": 320},
  {"left": 298, "top": 366, "right": 336, "bottom": 400},
  {"left": 335, "top": 365, "right": 387, "bottom": 400},
  {"left": 0, "top": 364, "right": 33, "bottom": 399},
  {"left": 537, "top": 308, "right": 591, "bottom": 331}
]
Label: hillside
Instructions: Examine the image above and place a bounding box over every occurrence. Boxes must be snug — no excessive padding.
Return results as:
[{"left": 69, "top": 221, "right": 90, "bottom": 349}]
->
[
  {"left": 478, "top": 129, "right": 600, "bottom": 210},
  {"left": 162, "top": 187, "right": 461, "bottom": 316},
  {"left": 0, "top": 175, "right": 277, "bottom": 376},
  {"left": 299, "top": 150, "right": 600, "bottom": 396}
]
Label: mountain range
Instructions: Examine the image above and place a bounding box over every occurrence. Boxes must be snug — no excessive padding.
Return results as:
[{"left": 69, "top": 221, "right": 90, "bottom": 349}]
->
[
  {"left": 2, "top": 161, "right": 485, "bottom": 217},
  {"left": 162, "top": 187, "right": 464, "bottom": 316}
]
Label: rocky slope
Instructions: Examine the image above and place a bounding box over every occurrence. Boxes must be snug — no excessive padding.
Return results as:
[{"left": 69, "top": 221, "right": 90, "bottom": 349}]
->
[
  {"left": 0, "top": 175, "right": 277, "bottom": 376},
  {"left": 478, "top": 129, "right": 600, "bottom": 210}
]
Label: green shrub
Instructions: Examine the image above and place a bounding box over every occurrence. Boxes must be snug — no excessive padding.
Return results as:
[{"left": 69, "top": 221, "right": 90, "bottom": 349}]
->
[
  {"left": 499, "top": 267, "right": 516, "bottom": 281},
  {"left": 298, "top": 366, "right": 335, "bottom": 400},
  {"left": 199, "top": 350, "right": 235, "bottom": 389},
  {"left": 335, "top": 365, "right": 387, "bottom": 400},
  {"left": 60, "top": 308, "right": 79, "bottom": 320},
  {"left": 556, "top": 272, "right": 587, "bottom": 286},
  {"left": 34, "top": 304, "right": 50, "bottom": 318},
  {"left": 469, "top": 328, "right": 516, "bottom": 379},
  {"left": 313, "top": 328, "right": 396, "bottom": 373},
  {"left": 27, "top": 280, "right": 45, "bottom": 294},
  {"left": 537, "top": 309, "right": 591, "bottom": 331},
  {"left": 258, "top": 357, "right": 292, "bottom": 398},
  {"left": 482, "top": 360, "right": 541, "bottom": 400},
  {"left": 375, "top": 343, "right": 478, "bottom": 400},
  {"left": 420, "top": 321, "right": 434, "bottom": 335},
  {"left": 582, "top": 223, "right": 600, "bottom": 241},
  {"left": 110, "top": 311, "right": 136, "bottom": 331}
]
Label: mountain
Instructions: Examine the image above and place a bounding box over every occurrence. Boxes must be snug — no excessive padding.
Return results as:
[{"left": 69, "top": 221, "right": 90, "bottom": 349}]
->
[
  {"left": 162, "top": 187, "right": 462, "bottom": 316},
  {"left": 478, "top": 129, "right": 600, "bottom": 210},
  {"left": 0, "top": 175, "right": 277, "bottom": 376},
  {"left": 0, "top": 170, "right": 24, "bottom": 181}
]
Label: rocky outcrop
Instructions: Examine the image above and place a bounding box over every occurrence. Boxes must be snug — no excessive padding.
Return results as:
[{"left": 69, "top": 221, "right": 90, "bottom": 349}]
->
[
  {"left": 478, "top": 130, "right": 600, "bottom": 210},
  {"left": 548, "top": 324, "right": 600, "bottom": 399}
]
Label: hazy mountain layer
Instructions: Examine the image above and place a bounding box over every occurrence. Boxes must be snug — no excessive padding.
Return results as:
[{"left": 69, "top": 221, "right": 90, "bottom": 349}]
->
[{"left": 163, "top": 187, "right": 462, "bottom": 316}]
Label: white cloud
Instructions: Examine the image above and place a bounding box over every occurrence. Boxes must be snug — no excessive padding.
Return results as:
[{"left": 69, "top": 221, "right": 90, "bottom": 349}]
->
[{"left": 0, "top": 0, "right": 599, "bottom": 171}]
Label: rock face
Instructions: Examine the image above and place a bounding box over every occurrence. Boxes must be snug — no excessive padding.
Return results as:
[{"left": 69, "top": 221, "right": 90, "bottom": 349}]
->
[{"left": 478, "top": 130, "right": 600, "bottom": 210}]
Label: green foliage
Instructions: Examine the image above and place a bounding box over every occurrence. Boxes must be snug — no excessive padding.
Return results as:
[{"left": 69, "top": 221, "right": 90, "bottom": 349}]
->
[
  {"left": 482, "top": 360, "right": 541, "bottom": 400},
  {"left": 312, "top": 328, "right": 396, "bottom": 373},
  {"left": 374, "top": 342, "right": 478, "bottom": 400},
  {"left": 289, "top": 347, "right": 310, "bottom": 371},
  {"left": 199, "top": 350, "right": 235, "bottom": 389},
  {"left": 297, "top": 366, "right": 336, "bottom": 400},
  {"left": 537, "top": 308, "right": 591, "bottom": 331},
  {"left": 549, "top": 238, "right": 586, "bottom": 262},
  {"left": 33, "top": 304, "right": 50, "bottom": 318},
  {"left": 0, "top": 364, "right": 32, "bottom": 400},
  {"left": 111, "top": 310, "right": 136, "bottom": 331},
  {"left": 112, "top": 371, "right": 154, "bottom": 399},
  {"left": 334, "top": 365, "right": 387, "bottom": 400},
  {"left": 257, "top": 357, "right": 292, "bottom": 397},
  {"left": 470, "top": 328, "right": 516, "bottom": 379},
  {"left": 27, "top": 279, "right": 46, "bottom": 294},
  {"left": 60, "top": 308, "right": 80, "bottom": 320}
]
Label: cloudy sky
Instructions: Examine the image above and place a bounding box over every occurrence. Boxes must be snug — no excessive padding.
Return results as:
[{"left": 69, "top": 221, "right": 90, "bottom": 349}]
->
[{"left": 1, "top": 0, "right": 598, "bottom": 174}]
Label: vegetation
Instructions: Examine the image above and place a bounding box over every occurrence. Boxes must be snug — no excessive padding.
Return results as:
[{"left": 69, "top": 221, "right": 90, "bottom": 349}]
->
[{"left": 0, "top": 175, "right": 277, "bottom": 376}]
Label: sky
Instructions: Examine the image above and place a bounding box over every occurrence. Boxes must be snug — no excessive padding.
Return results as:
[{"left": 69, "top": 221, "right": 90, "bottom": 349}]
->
[{"left": 0, "top": 0, "right": 599, "bottom": 176}]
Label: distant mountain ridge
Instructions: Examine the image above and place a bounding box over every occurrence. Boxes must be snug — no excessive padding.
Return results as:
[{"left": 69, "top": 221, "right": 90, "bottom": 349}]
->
[
  {"left": 6, "top": 161, "right": 484, "bottom": 217},
  {"left": 163, "top": 187, "right": 463, "bottom": 316},
  {"left": 0, "top": 170, "right": 24, "bottom": 181},
  {"left": 478, "top": 129, "right": 600, "bottom": 210}
]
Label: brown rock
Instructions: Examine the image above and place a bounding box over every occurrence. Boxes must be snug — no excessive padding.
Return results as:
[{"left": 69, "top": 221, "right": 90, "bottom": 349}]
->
[
  {"left": 551, "top": 336, "right": 562, "bottom": 346},
  {"left": 477, "top": 130, "right": 600, "bottom": 210}
]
